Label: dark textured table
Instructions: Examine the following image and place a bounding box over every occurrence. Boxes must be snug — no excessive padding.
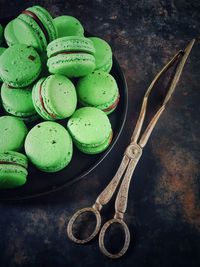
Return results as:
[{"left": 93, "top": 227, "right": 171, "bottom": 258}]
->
[{"left": 0, "top": 1, "right": 200, "bottom": 266}]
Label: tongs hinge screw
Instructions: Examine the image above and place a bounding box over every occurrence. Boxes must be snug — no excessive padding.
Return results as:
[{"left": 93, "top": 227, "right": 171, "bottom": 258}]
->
[{"left": 125, "top": 143, "right": 142, "bottom": 159}]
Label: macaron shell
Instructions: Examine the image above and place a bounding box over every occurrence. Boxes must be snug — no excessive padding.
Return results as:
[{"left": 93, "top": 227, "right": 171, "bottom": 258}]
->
[
  {"left": 75, "top": 131, "right": 112, "bottom": 154},
  {"left": 47, "top": 36, "right": 95, "bottom": 57},
  {"left": 42, "top": 74, "right": 77, "bottom": 118},
  {"left": 89, "top": 37, "right": 112, "bottom": 73},
  {"left": 1, "top": 83, "right": 37, "bottom": 118},
  {"left": 67, "top": 107, "right": 112, "bottom": 146},
  {"left": 0, "top": 151, "right": 28, "bottom": 189},
  {"left": 77, "top": 70, "right": 119, "bottom": 112},
  {"left": 32, "top": 77, "right": 54, "bottom": 121},
  {"left": 0, "top": 44, "right": 41, "bottom": 87},
  {"left": 4, "top": 20, "right": 18, "bottom": 46},
  {"left": 27, "top": 6, "right": 57, "bottom": 42},
  {"left": 54, "top": 16, "right": 84, "bottom": 38},
  {"left": 0, "top": 151, "right": 28, "bottom": 168},
  {"left": 0, "top": 48, "right": 6, "bottom": 82},
  {"left": 0, "top": 165, "right": 27, "bottom": 189},
  {"left": 2, "top": 101, "right": 38, "bottom": 121},
  {"left": 47, "top": 36, "right": 95, "bottom": 77},
  {"left": 25, "top": 121, "right": 73, "bottom": 172},
  {"left": 100, "top": 60, "right": 113, "bottom": 73},
  {"left": 0, "top": 116, "right": 28, "bottom": 152},
  {"left": 18, "top": 14, "right": 47, "bottom": 50},
  {"left": 4, "top": 19, "right": 44, "bottom": 52},
  {"left": 6, "top": 6, "right": 57, "bottom": 52},
  {"left": 47, "top": 53, "right": 95, "bottom": 77}
]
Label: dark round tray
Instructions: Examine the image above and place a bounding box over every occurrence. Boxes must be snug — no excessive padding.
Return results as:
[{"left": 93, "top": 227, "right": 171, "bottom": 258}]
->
[{"left": 0, "top": 18, "right": 128, "bottom": 201}]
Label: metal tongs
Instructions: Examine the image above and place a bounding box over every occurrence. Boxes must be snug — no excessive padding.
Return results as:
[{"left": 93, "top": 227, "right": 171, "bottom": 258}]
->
[{"left": 67, "top": 39, "right": 195, "bottom": 259}]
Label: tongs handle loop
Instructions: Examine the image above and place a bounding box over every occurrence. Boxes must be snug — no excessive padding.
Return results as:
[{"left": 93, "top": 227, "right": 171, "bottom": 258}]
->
[
  {"left": 99, "top": 218, "right": 130, "bottom": 259},
  {"left": 67, "top": 207, "right": 101, "bottom": 244}
]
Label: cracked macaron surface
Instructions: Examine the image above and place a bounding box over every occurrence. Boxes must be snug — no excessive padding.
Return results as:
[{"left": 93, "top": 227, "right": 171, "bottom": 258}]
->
[{"left": 25, "top": 121, "right": 73, "bottom": 172}]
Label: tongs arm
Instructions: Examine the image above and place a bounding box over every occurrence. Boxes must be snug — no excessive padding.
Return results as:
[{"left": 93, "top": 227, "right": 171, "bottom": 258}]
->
[{"left": 131, "top": 39, "right": 195, "bottom": 148}]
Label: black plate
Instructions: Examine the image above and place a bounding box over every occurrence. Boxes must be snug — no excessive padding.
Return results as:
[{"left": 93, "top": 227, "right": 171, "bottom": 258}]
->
[{"left": 0, "top": 18, "right": 128, "bottom": 201}]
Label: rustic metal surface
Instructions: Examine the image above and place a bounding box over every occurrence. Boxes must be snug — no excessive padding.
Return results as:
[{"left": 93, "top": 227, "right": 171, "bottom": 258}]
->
[{"left": 0, "top": 0, "right": 200, "bottom": 266}]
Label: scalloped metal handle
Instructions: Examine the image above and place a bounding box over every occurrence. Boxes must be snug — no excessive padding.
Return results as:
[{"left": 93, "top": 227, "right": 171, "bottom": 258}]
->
[
  {"left": 99, "top": 218, "right": 130, "bottom": 259},
  {"left": 67, "top": 207, "right": 101, "bottom": 244}
]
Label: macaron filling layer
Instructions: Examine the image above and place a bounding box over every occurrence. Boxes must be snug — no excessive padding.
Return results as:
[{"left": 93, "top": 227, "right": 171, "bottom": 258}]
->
[
  {"left": 47, "top": 36, "right": 95, "bottom": 57},
  {"left": 103, "top": 94, "right": 120, "bottom": 112},
  {"left": 73, "top": 130, "right": 111, "bottom": 148},
  {"left": 0, "top": 151, "right": 28, "bottom": 189},
  {"left": 79, "top": 93, "right": 120, "bottom": 113},
  {"left": 1, "top": 84, "right": 38, "bottom": 120},
  {"left": 22, "top": 9, "right": 49, "bottom": 43},
  {"left": 39, "top": 80, "right": 56, "bottom": 119},
  {"left": 49, "top": 48, "right": 95, "bottom": 58},
  {"left": 0, "top": 161, "right": 26, "bottom": 169},
  {"left": 75, "top": 130, "right": 113, "bottom": 154},
  {"left": 3, "top": 100, "right": 39, "bottom": 121},
  {"left": 30, "top": 6, "right": 57, "bottom": 42},
  {"left": 2, "top": 101, "right": 36, "bottom": 117}
]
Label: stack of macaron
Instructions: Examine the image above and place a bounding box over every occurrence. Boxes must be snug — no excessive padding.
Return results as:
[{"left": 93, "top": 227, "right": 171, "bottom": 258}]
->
[{"left": 0, "top": 5, "right": 120, "bottom": 189}]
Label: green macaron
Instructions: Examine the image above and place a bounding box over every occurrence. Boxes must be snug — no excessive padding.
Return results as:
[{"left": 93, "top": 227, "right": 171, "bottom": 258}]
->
[
  {"left": 5, "top": 19, "right": 42, "bottom": 49},
  {"left": 0, "top": 24, "right": 4, "bottom": 45},
  {"left": 89, "top": 37, "right": 112, "bottom": 73},
  {"left": 4, "top": 6, "right": 57, "bottom": 52},
  {"left": 32, "top": 74, "right": 77, "bottom": 120},
  {"left": 0, "top": 151, "right": 28, "bottom": 189},
  {"left": 25, "top": 121, "right": 73, "bottom": 172},
  {"left": 67, "top": 107, "right": 113, "bottom": 154},
  {"left": 54, "top": 16, "right": 84, "bottom": 38},
  {"left": 0, "top": 116, "right": 28, "bottom": 153},
  {"left": 0, "top": 44, "right": 41, "bottom": 88},
  {"left": 1, "top": 83, "right": 38, "bottom": 122},
  {"left": 0, "top": 47, "right": 6, "bottom": 82},
  {"left": 77, "top": 70, "right": 119, "bottom": 115},
  {"left": 47, "top": 36, "right": 95, "bottom": 77}
]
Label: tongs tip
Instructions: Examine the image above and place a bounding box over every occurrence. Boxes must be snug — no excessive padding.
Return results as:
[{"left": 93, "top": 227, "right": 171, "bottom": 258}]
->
[{"left": 184, "top": 38, "right": 196, "bottom": 53}]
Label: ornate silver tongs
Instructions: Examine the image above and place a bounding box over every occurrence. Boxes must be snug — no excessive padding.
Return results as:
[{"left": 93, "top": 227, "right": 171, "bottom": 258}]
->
[{"left": 67, "top": 39, "right": 195, "bottom": 259}]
